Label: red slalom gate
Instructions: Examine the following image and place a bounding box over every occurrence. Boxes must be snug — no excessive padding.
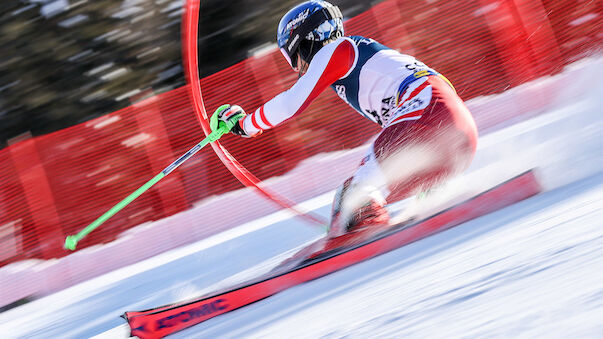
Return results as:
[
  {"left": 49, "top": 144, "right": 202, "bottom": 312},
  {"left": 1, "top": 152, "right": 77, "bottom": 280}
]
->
[
  {"left": 123, "top": 170, "right": 542, "bottom": 338},
  {"left": 182, "top": 0, "right": 327, "bottom": 228}
]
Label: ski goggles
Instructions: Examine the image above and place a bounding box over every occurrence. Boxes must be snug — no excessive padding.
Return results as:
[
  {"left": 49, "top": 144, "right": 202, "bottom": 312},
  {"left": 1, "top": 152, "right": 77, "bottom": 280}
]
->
[
  {"left": 279, "top": 6, "right": 342, "bottom": 73},
  {"left": 280, "top": 47, "right": 299, "bottom": 72}
]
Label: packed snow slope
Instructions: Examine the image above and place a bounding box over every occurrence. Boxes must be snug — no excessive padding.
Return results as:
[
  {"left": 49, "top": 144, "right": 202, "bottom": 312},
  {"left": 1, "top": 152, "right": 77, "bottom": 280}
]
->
[
  {"left": 0, "top": 57, "right": 601, "bottom": 338},
  {"left": 174, "top": 175, "right": 603, "bottom": 339}
]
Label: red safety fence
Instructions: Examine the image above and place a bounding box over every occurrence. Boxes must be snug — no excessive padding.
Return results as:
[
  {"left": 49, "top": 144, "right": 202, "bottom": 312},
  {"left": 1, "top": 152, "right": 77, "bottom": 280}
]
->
[{"left": 0, "top": 0, "right": 599, "bottom": 267}]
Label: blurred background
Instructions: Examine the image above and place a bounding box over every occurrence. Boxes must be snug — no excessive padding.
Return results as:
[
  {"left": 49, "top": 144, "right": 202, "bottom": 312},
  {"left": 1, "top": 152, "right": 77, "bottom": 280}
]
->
[
  {"left": 0, "top": 0, "right": 373, "bottom": 147},
  {"left": 0, "top": 0, "right": 601, "bottom": 334}
]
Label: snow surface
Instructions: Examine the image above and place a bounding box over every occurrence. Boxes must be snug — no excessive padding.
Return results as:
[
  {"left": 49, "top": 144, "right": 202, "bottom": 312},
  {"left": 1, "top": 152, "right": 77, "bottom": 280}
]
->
[{"left": 0, "top": 57, "right": 602, "bottom": 338}]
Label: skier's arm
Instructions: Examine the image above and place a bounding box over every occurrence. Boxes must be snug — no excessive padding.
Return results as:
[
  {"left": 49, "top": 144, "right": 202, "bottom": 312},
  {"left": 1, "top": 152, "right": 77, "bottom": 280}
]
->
[{"left": 239, "top": 38, "right": 356, "bottom": 137}]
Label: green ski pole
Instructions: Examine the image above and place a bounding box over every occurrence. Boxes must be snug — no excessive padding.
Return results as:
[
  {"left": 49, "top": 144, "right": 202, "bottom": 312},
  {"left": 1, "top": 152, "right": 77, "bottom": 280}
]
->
[{"left": 64, "top": 112, "right": 239, "bottom": 251}]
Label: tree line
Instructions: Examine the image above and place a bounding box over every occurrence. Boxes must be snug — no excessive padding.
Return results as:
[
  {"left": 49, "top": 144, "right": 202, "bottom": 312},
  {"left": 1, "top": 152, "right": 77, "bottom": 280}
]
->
[{"left": 0, "top": 0, "right": 373, "bottom": 148}]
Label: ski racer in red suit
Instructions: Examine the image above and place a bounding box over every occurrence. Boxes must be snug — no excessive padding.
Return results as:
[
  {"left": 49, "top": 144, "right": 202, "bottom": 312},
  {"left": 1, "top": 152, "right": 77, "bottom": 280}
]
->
[{"left": 213, "top": 0, "right": 478, "bottom": 238}]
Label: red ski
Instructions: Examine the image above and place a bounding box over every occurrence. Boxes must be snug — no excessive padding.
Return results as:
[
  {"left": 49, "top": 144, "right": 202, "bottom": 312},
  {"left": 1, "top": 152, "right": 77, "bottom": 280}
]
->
[{"left": 123, "top": 170, "right": 541, "bottom": 339}]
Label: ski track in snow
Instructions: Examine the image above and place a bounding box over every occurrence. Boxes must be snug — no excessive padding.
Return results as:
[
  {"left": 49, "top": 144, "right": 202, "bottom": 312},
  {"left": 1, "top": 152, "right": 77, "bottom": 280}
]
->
[
  {"left": 188, "top": 175, "right": 603, "bottom": 339},
  {"left": 1, "top": 58, "right": 602, "bottom": 338}
]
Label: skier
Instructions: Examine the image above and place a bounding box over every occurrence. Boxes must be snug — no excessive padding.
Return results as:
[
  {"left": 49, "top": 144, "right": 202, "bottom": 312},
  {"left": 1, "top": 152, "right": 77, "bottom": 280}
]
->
[{"left": 212, "top": 0, "right": 478, "bottom": 238}]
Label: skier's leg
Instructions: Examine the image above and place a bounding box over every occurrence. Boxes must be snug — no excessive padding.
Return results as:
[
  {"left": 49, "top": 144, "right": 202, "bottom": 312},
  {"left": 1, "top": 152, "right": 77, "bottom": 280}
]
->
[
  {"left": 328, "top": 75, "right": 477, "bottom": 237},
  {"left": 377, "top": 75, "right": 478, "bottom": 203},
  {"left": 328, "top": 149, "right": 391, "bottom": 237}
]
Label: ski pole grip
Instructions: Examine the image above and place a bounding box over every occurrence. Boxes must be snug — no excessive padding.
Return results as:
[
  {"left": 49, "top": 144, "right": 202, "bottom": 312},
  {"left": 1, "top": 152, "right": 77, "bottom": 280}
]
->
[
  {"left": 211, "top": 113, "right": 242, "bottom": 140},
  {"left": 208, "top": 130, "right": 223, "bottom": 142}
]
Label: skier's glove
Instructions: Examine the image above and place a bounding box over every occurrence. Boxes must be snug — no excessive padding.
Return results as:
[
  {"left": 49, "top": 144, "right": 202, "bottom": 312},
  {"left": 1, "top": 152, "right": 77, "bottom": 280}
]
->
[{"left": 210, "top": 104, "right": 249, "bottom": 137}]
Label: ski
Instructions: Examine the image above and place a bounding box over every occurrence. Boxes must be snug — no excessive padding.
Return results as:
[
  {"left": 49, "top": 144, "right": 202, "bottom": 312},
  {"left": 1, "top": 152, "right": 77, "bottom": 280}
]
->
[{"left": 123, "top": 170, "right": 541, "bottom": 339}]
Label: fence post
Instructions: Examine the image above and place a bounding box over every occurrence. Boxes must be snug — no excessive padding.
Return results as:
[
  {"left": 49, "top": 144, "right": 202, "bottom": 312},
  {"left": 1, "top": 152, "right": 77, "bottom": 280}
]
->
[
  {"left": 9, "top": 137, "right": 64, "bottom": 259},
  {"left": 477, "top": 0, "right": 539, "bottom": 86},
  {"left": 247, "top": 52, "right": 299, "bottom": 175},
  {"left": 131, "top": 92, "right": 189, "bottom": 218},
  {"left": 511, "top": 0, "right": 562, "bottom": 74}
]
